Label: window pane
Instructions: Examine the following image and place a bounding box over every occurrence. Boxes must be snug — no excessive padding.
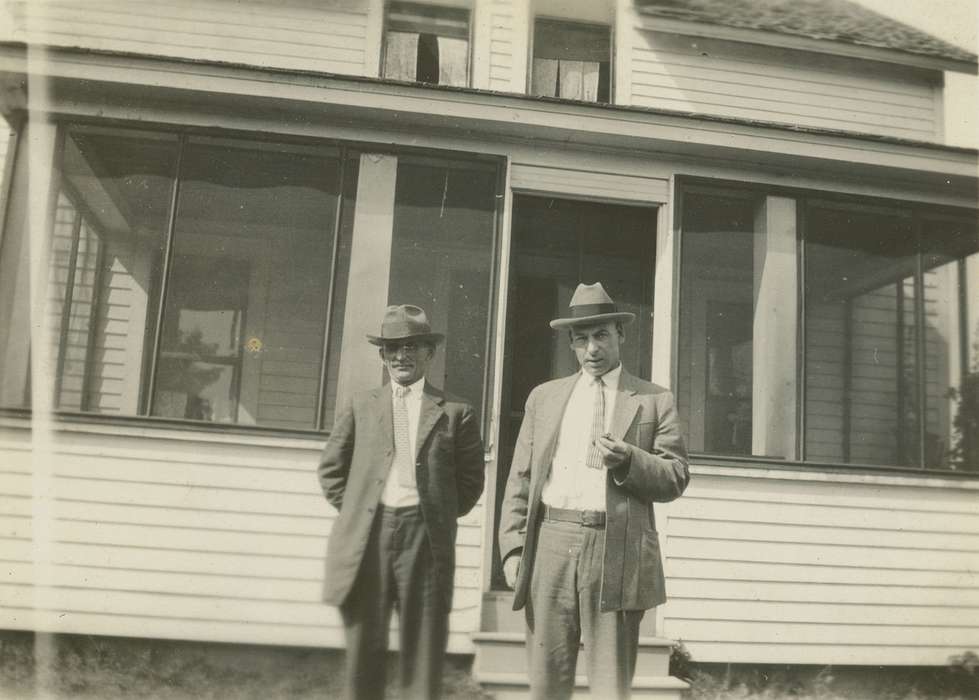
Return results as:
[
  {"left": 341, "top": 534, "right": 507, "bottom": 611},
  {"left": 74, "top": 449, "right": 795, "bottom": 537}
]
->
[
  {"left": 0, "top": 125, "right": 30, "bottom": 408},
  {"left": 50, "top": 127, "right": 178, "bottom": 414},
  {"left": 151, "top": 138, "right": 342, "bottom": 430},
  {"left": 804, "top": 203, "right": 919, "bottom": 467},
  {"left": 678, "top": 192, "right": 758, "bottom": 456},
  {"left": 387, "top": 157, "right": 497, "bottom": 416},
  {"left": 384, "top": 2, "right": 470, "bottom": 87},
  {"left": 920, "top": 215, "right": 979, "bottom": 471},
  {"left": 532, "top": 19, "right": 611, "bottom": 102}
]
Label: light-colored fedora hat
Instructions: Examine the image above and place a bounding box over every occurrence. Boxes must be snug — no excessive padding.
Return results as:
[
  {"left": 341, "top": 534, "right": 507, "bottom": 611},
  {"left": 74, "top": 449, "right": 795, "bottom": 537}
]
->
[
  {"left": 549, "top": 282, "right": 636, "bottom": 329},
  {"left": 366, "top": 304, "right": 445, "bottom": 346}
]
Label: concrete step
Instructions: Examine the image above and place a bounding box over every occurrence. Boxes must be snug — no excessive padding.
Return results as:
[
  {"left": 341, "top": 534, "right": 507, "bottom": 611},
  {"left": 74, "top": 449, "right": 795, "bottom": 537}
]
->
[
  {"left": 476, "top": 671, "right": 689, "bottom": 700},
  {"left": 473, "top": 631, "right": 674, "bottom": 678}
]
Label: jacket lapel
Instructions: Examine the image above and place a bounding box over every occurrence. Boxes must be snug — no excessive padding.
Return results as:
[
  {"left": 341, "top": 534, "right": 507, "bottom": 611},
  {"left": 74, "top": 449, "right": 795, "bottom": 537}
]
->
[
  {"left": 610, "top": 370, "right": 641, "bottom": 441},
  {"left": 416, "top": 382, "right": 446, "bottom": 457}
]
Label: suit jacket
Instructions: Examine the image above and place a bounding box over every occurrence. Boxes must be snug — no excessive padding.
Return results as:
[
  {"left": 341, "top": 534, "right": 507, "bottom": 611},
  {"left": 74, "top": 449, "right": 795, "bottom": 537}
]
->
[
  {"left": 498, "top": 370, "right": 689, "bottom": 612},
  {"left": 318, "top": 381, "right": 485, "bottom": 610}
]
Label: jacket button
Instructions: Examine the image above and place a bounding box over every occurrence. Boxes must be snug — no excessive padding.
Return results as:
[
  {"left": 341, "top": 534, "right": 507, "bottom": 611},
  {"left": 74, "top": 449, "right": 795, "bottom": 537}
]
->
[
  {"left": 376, "top": 479, "right": 384, "bottom": 485},
  {"left": 367, "top": 507, "right": 374, "bottom": 514}
]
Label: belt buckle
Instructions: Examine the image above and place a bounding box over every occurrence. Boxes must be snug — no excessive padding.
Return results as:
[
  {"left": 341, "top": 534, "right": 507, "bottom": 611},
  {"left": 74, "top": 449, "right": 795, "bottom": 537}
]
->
[{"left": 580, "top": 510, "right": 602, "bottom": 527}]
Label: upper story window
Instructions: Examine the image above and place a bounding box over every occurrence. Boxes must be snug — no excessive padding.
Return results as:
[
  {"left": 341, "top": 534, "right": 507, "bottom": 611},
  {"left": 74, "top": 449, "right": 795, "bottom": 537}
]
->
[
  {"left": 676, "top": 183, "right": 979, "bottom": 473},
  {"left": 383, "top": 1, "right": 471, "bottom": 87},
  {"left": 531, "top": 18, "right": 611, "bottom": 103}
]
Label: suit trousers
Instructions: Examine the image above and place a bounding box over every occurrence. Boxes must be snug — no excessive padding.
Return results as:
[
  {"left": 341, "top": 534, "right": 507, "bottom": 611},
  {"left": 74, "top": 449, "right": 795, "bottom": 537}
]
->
[
  {"left": 526, "top": 518, "right": 644, "bottom": 700},
  {"left": 340, "top": 504, "right": 448, "bottom": 700}
]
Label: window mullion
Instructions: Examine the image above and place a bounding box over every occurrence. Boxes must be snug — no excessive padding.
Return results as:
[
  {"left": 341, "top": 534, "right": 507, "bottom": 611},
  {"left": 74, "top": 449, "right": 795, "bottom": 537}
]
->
[
  {"left": 142, "top": 133, "right": 187, "bottom": 417},
  {"left": 914, "top": 217, "right": 927, "bottom": 468}
]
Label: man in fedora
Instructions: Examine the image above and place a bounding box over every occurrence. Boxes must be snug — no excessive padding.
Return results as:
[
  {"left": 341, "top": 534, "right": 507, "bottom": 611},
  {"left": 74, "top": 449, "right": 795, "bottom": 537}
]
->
[
  {"left": 317, "top": 304, "right": 485, "bottom": 700},
  {"left": 499, "top": 282, "right": 689, "bottom": 700}
]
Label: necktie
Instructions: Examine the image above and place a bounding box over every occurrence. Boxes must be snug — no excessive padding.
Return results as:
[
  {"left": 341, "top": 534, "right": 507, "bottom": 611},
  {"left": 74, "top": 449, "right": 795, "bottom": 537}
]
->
[
  {"left": 585, "top": 376, "right": 606, "bottom": 470},
  {"left": 393, "top": 384, "right": 415, "bottom": 487}
]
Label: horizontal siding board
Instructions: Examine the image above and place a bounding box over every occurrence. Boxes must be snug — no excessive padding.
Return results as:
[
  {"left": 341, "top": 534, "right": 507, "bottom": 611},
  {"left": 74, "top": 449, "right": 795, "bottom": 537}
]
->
[
  {"left": 670, "top": 536, "right": 971, "bottom": 572},
  {"left": 666, "top": 577, "right": 979, "bottom": 607},
  {"left": 675, "top": 642, "right": 968, "bottom": 666},
  {"left": 510, "top": 164, "right": 668, "bottom": 204},
  {"left": 665, "top": 599, "right": 978, "bottom": 628},
  {"left": 665, "top": 619, "right": 979, "bottom": 647},
  {"left": 669, "top": 517, "right": 979, "bottom": 551}
]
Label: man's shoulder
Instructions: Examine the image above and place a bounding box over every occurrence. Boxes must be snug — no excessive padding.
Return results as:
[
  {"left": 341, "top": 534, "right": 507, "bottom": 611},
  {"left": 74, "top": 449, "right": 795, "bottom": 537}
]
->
[
  {"left": 424, "top": 384, "right": 475, "bottom": 413},
  {"left": 528, "top": 374, "right": 578, "bottom": 400},
  {"left": 626, "top": 375, "right": 671, "bottom": 396}
]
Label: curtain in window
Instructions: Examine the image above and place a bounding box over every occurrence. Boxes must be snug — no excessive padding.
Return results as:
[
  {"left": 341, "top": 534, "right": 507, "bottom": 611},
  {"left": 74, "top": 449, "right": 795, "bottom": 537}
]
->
[
  {"left": 437, "top": 35, "right": 469, "bottom": 87},
  {"left": 384, "top": 31, "right": 419, "bottom": 82}
]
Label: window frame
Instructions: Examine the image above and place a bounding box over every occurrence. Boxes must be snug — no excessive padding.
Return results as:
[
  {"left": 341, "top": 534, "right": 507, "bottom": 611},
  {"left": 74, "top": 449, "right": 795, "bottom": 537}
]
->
[
  {"left": 528, "top": 15, "right": 615, "bottom": 104},
  {"left": 674, "top": 175, "right": 979, "bottom": 478},
  {"left": 380, "top": 0, "right": 474, "bottom": 88},
  {"left": 5, "top": 117, "right": 504, "bottom": 439}
]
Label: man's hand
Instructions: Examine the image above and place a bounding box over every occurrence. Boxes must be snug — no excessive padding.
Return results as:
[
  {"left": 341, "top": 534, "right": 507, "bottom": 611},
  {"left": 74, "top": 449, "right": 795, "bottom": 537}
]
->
[
  {"left": 597, "top": 434, "right": 631, "bottom": 469},
  {"left": 503, "top": 555, "right": 520, "bottom": 589}
]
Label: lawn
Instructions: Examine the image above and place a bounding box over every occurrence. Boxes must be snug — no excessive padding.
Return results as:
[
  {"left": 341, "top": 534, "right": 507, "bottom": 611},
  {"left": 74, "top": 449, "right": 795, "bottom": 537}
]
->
[{"left": 2, "top": 632, "right": 976, "bottom": 699}]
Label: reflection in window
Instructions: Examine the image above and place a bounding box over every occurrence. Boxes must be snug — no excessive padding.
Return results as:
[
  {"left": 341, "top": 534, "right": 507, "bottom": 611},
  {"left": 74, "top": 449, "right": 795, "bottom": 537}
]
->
[
  {"left": 532, "top": 19, "right": 611, "bottom": 103},
  {"left": 677, "top": 192, "right": 760, "bottom": 456},
  {"left": 804, "top": 204, "right": 919, "bottom": 467},
  {"left": 387, "top": 157, "right": 497, "bottom": 411},
  {"left": 40, "top": 126, "right": 357, "bottom": 431},
  {"left": 48, "top": 128, "right": 177, "bottom": 414},
  {"left": 383, "top": 2, "right": 470, "bottom": 87},
  {"left": 150, "top": 138, "right": 347, "bottom": 430}
]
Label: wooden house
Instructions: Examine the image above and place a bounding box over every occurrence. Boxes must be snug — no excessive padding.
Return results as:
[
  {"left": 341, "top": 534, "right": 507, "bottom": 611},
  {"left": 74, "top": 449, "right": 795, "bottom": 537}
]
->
[{"left": 0, "top": 1, "right": 976, "bottom": 697}]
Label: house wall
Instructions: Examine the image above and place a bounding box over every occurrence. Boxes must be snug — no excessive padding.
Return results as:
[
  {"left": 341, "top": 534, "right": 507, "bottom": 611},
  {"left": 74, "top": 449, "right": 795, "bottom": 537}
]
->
[
  {"left": 658, "top": 466, "right": 979, "bottom": 665},
  {"left": 0, "top": 423, "right": 485, "bottom": 653},
  {"left": 4, "top": 0, "right": 374, "bottom": 76},
  {"left": 623, "top": 29, "right": 943, "bottom": 142}
]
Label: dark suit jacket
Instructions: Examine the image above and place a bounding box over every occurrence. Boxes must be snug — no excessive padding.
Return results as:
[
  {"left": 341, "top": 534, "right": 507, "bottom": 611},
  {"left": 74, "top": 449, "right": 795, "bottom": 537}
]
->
[
  {"left": 498, "top": 370, "right": 689, "bottom": 612},
  {"left": 318, "top": 381, "right": 485, "bottom": 610}
]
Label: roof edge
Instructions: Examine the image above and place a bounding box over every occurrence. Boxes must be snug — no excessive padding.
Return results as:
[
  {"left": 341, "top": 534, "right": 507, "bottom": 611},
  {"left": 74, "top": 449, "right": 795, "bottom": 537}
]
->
[{"left": 636, "top": 15, "right": 978, "bottom": 75}]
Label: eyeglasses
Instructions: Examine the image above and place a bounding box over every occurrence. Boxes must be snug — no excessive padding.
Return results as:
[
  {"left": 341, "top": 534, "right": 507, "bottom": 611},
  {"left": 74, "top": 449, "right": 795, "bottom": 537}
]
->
[{"left": 382, "top": 341, "right": 420, "bottom": 355}]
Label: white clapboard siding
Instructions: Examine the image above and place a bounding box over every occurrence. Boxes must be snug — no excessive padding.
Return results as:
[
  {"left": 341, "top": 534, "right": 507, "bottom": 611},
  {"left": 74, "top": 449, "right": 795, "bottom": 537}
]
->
[
  {"left": 487, "top": 0, "right": 520, "bottom": 91},
  {"left": 7, "top": 0, "right": 371, "bottom": 77},
  {"left": 659, "top": 469, "right": 979, "bottom": 665},
  {"left": 0, "top": 424, "right": 487, "bottom": 653},
  {"left": 626, "top": 29, "right": 941, "bottom": 142}
]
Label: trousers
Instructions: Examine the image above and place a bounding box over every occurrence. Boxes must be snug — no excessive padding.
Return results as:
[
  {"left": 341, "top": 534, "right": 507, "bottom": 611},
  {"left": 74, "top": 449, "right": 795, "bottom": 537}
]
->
[
  {"left": 340, "top": 504, "right": 448, "bottom": 700},
  {"left": 526, "top": 518, "right": 644, "bottom": 700}
]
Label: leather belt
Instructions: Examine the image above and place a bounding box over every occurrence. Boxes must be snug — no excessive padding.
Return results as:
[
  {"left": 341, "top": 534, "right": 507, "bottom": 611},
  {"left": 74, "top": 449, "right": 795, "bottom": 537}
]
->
[{"left": 542, "top": 505, "right": 606, "bottom": 528}]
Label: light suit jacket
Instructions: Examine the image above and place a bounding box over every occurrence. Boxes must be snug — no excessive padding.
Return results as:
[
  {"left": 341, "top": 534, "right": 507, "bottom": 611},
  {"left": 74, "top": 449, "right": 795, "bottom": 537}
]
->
[
  {"left": 498, "top": 370, "right": 689, "bottom": 612},
  {"left": 317, "top": 381, "right": 485, "bottom": 610}
]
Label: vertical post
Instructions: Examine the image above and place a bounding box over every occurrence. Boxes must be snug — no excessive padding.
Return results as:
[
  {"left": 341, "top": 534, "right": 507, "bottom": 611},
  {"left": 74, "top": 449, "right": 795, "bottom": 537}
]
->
[
  {"left": 613, "top": 0, "right": 635, "bottom": 106},
  {"left": 510, "top": 0, "right": 532, "bottom": 93},
  {"left": 650, "top": 179, "right": 676, "bottom": 389},
  {"left": 752, "top": 196, "right": 798, "bottom": 459},
  {"left": 333, "top": 153, "right": 398, "bottom": 411},
  {"left": 364, "top": 0, "right": 385, "bottom": 78}
]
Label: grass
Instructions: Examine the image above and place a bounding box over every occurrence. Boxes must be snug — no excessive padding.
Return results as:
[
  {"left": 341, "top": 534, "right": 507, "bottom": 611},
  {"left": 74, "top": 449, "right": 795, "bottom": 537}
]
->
[
  {"left": 2, "top": 632, "right": 976, "bottom": 699},
  {"left": 0, "top": 632, "right": 492, "bottom": 700}
]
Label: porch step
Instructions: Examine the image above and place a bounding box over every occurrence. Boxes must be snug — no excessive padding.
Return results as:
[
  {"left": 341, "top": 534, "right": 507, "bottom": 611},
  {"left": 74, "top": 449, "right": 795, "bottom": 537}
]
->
[
  {"left": 472, "top": 631, "right": 673, "bottom": 677},
  {"left": 472, "top": 632, "right": 687, "bottom": 700},
  {"left": 476, "top": 671, "right": 689, "bottom": 700}
]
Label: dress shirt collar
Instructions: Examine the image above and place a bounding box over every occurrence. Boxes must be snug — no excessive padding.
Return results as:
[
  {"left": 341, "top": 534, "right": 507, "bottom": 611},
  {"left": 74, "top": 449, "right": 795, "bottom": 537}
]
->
[
  {"left": 582, "top": 363, "right": 622, "bottom": 390},
  {"left": 391, "top": 376, "right": 426, "bottom": 399}
]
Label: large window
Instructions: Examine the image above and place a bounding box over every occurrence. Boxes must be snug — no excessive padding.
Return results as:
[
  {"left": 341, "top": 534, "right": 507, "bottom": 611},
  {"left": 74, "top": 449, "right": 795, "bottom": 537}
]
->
[
  {"left": 0, "top": 124, "right": 501, "bottom": 433},
  {"left": 382, "top": 1, "right": 470, "bottom": 87},
  {"left": 677, "top": 184, "right": 978, "bottom": 472}
]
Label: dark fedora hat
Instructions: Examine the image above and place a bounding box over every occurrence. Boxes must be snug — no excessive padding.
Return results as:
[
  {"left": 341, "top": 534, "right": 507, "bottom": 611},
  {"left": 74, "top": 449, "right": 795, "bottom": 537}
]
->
[
  {"left": 549, "top": 282, "right": 636, "bottom": 329},
  {"left": 366, "top": 304, "right": 445, "bottom": 346}
]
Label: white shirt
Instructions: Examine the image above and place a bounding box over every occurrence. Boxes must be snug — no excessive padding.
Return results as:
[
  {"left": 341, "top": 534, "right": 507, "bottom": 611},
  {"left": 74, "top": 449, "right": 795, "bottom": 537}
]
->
[
  {"left": 380, "top": 376, "right": 426, "bottom": 507},
  {"left": 541, "top": 364, "right": 622, "bottom": 512}
]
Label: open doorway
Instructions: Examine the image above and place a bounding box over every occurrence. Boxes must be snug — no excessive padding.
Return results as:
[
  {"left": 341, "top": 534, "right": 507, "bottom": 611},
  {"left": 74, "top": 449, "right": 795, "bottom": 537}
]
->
[{"left": 491, "top": 194, "right": 657, "bottom": 588}]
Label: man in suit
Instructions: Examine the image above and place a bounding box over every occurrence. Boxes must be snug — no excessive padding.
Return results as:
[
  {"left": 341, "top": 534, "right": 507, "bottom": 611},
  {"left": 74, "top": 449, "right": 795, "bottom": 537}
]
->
[
  {"left": 499, "top": 282, "right": 690, "bottom": 700},
  {"left": 318, "top": 304, "right": 485, "bottom": 700}
]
